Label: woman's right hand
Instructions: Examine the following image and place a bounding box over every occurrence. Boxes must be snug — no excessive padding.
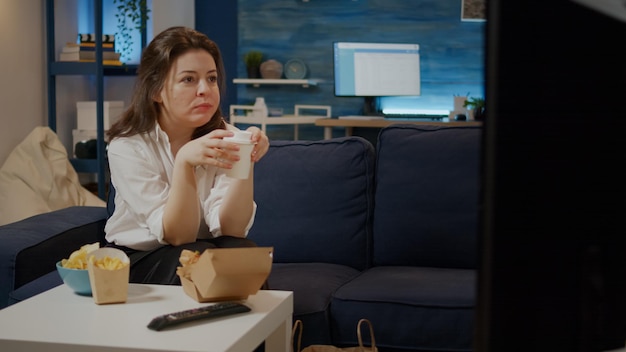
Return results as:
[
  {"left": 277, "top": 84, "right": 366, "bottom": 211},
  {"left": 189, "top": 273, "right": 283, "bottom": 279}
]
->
[{"left": 176, "top": 129, "right": 240, "bottom": 169}]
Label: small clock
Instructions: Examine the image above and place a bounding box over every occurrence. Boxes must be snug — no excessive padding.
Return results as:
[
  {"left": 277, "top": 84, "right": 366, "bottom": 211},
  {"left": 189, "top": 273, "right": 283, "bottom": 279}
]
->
[{"left": 284, "top": 58, "right": 308, "bottom": 79}]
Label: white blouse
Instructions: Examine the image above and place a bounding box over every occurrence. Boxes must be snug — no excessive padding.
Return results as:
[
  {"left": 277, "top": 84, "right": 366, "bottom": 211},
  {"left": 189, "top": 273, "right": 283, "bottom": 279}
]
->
[{"left": 104, "top": 123, "right": 256, "bottom": 251}]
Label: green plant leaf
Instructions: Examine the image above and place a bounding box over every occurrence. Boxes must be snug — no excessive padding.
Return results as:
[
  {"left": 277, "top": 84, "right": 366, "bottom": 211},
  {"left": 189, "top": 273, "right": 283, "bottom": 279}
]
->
[
  {"left": 113, "top": 0, "right": 150, "bottom": 62},
  {"left": 244, "top": 51, "right": 264, "bottom": 68}
]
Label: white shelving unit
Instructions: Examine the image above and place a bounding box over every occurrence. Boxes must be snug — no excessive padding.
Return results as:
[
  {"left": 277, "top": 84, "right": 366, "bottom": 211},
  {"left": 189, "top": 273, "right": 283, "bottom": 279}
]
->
[
  {"left": 46, "top": 0, "right": 142, "bottom": 200},
  {"left": 233, "top": 78, "right": 323, "bottom": 88},
  {"left": 229, "top": 105, "right": 331, "bottom": 140}
]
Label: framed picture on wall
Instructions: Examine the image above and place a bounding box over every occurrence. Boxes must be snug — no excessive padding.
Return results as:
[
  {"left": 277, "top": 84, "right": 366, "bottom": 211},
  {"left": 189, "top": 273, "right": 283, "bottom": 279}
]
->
[{"left": 461, "top": 0, "right": 486, "bottom": 21}]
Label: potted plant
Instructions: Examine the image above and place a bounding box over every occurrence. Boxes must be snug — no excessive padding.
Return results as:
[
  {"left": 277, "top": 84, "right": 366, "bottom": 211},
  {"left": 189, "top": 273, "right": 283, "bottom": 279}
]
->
[
  {"left": 113, "top": 0, "right": 150, "bottom": 63},
  {"left": 463, "top": 97, "right": 485, "bottom": 121},
  {"left": 244, "top": 51, "right": 263, "bottom": 78}
]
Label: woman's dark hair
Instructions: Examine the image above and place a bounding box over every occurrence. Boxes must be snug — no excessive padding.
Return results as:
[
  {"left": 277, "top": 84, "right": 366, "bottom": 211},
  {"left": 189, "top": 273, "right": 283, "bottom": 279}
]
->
[{"left": 107, "top": 26, "right": 226, "bottom": 140}]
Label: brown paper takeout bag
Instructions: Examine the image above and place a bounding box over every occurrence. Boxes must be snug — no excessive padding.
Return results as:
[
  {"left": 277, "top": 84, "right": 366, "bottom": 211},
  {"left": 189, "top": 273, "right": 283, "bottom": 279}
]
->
[
  {"left": 87, "top": 247, "right": 130, "bottom": 305},
  {"left": 178, "top": 247, "right": 273, "bottom": 302}
]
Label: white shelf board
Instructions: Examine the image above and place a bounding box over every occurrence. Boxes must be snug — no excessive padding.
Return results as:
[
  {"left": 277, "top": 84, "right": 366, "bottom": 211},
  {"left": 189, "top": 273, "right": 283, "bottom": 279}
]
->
[
  {"left": 232, "top": 78, "right": 322, "bottom": 87},
  {"left": 229, "top": 114, "right": 321, "bottom": 125},
  {"left": 228, "top": 114, "right": 322, "bottom": 140}
]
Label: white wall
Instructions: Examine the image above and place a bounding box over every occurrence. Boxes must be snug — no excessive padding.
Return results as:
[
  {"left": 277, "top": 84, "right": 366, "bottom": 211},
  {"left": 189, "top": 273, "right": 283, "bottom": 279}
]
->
[
  {"left": 0, "top": 0, "right": 195, "bottom": 167},
  {"left": 151, "top": 0, "right": 195, "bottom": 37},
  {"left": 0, "top": 1, "right": 46, "bottom": 166}
]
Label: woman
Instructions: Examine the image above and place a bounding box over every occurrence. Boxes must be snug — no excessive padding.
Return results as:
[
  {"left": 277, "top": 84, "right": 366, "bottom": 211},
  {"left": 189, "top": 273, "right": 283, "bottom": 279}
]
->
[{"left": 104, "top": 26, "right": 269, "bottom": 285}]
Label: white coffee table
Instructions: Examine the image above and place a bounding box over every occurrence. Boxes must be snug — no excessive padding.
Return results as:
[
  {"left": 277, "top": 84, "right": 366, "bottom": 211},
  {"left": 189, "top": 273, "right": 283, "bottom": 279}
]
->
[{"left": 0, "top": 284, "right": 293, "bottom": 352}]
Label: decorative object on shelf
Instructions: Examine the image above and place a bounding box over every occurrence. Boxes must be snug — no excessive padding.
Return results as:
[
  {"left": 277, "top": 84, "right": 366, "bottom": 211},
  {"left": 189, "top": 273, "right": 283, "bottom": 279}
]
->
[
  {"left": 448, "top": 95, "right": 468, "bottom": 121},
  {"left": 77, "top": 33, "right": 116, "bottom": 43},
  {"left": 268, "top": 108, "right": 283, "bottom": 117},
  {"left": 244, "top": 50, "right": 264, "bottom": 78},
  {"left": 113, "top": 0, "right": 150, "bottom": 62},
  {"left": 76, "top": 101, "right": 125, "bottom": 130},
  {"left": 463, "top": 96, "right": 485, "bottom": 121},
  {"left": 284, "top": 58, "right": 308, "bottom": 79},
  {"left": 75, "top": 139, "right": 99, "bottom": 159},
  {"left": 260, "top": 59, "right": 283, "bottom": 79},
  {"left": 294, "top": 104, "right": 331, "bottom": 118},
  {"left": 461, "top": 0, "right": 486, "bottom": 21},
  {"left": 253, "top": 97, "right": 268, "bottom": 118}
]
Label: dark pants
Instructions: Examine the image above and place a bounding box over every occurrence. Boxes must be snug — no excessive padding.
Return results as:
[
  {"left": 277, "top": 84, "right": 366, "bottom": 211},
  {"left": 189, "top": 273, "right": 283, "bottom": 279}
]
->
[{"left": 108, "top": 236, "right": 259, "bottom": 285}]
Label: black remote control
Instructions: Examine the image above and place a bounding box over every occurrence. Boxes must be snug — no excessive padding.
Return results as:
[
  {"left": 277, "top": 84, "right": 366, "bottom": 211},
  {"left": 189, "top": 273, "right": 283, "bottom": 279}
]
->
[{"left": 147, "top": 302, "right": 251, "bottom": 331}]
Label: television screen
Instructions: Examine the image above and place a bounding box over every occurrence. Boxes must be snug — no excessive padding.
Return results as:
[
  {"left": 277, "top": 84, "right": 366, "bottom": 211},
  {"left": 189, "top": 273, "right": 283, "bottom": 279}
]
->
[
  {"left": 333, "top": 42, "right": 420, "bottom": 97},
  {"left": 479, "top": 0, "right": 626, "bottom": 351}
]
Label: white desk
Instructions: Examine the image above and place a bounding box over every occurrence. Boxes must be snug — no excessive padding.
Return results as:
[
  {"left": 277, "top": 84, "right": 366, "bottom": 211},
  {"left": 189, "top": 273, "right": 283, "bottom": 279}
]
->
[
  {"left": 0, "top": 284, "right": 293, "bottom": 352},
  {"left": 229, "top": 115, "right": 320, "bottom": 140},
  {"left": 229, "top": 104, "right": 330, "bottom": 140}
]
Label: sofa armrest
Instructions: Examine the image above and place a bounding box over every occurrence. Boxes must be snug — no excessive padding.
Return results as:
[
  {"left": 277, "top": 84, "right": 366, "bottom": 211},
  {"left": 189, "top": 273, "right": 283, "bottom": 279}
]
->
[{"left": 0, "top": 206, "right": 108, "bottom": 308}]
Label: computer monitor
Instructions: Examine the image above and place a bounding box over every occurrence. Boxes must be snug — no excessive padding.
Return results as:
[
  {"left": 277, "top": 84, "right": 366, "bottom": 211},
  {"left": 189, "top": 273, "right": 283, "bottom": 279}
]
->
[{"left": 333, "top": 42, "right": 420, "bottom": 115}]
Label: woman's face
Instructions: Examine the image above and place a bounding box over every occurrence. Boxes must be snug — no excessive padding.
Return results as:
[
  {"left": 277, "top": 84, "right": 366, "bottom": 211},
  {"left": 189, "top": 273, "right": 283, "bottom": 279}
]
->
[{"left": 156, "top": 49, "right": 220, "bottom": 132}]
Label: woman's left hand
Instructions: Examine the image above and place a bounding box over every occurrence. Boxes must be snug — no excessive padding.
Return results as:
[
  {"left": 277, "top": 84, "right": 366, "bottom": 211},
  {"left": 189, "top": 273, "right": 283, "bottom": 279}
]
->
[{"left": 247, "top": 126, "right": 269, "bottom": 162}]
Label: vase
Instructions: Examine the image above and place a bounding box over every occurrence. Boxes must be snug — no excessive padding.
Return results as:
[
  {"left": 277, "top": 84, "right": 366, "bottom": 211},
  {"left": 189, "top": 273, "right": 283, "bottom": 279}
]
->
[
  {"left": 260, "top": 59, "right": 283, "bottom": 79},
  {"left": 247, "top": 66, "right": 260, "bottom": 79},
  {"left": 473, "top": 107, "right": 485, "bottom": 121},
  {"left": 253, "top": 97, "right": 268, "bottom": 118}
]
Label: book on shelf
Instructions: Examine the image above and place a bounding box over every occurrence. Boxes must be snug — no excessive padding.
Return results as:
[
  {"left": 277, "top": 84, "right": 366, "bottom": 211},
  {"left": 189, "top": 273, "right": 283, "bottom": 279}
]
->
[
  {"left": 77, "top": 33, "right": 115, "bottom": 43},
  {"left": 56, "top": 59, "right": 123, "bottom": 66},
  {"left": 59, "top": 50, "right": 121, "bottom": 62},
  {"left": 75, "top": 42, "right": 115, "bottom": 48},
  {"left": 96, "top": 59, "right": 123, "bottom": 66},
  {"left": 63, "top": 42, "right": 115, "bottom": 52}
]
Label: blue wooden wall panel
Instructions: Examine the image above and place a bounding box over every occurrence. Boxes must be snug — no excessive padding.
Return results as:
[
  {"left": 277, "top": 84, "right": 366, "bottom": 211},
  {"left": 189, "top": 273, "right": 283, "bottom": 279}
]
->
[
  {"left": 195, "top": 0, "right": 484, "bottom": 139},
  {"left": 235, "top": 0, "right": 485, "bottom": 118},
  {"left": 195, "top": 0, "right": 238, "bottom": 112}
]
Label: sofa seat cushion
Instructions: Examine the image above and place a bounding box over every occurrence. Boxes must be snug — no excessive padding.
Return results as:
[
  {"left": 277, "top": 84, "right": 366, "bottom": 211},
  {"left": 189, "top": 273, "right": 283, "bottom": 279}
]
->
[
  {"left": 7, "top": 270, "right": 62, "bottom": 307},
  {"left": 330, "top": 266, "right": 476, "bottom": 351},
  {"left": 269, "top": 262, "right": 361, "bottom": 347}
]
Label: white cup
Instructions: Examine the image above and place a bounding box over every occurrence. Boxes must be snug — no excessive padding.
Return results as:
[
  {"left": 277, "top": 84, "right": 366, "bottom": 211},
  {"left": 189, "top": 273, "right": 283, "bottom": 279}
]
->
[{"left": 223, "top": 131, "right": 254, "bottom": 179}]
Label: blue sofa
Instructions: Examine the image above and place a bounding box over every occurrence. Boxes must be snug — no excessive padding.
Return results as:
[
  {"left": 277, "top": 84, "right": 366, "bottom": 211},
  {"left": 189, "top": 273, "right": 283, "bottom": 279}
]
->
[{"left": 0, "top": 124, "right": 482, "bottom": 352}]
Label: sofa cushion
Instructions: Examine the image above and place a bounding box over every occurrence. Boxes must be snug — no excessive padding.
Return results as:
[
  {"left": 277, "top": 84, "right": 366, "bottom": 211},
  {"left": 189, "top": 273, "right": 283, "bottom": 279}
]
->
[
  {"left": 373, "top": 125, "right": 481, "bottom": 268},
  {"left": 248, "top": 137, "right": 375, "bottom": 271},
  {"left": 269, "top": 262, "right": 361, "bottom": 347},
  {"left": 330, "top": 266, "right": 476, "bottom": 351},
  {"left": 0, "top": 126, "right": 105, "bottom": 227}
]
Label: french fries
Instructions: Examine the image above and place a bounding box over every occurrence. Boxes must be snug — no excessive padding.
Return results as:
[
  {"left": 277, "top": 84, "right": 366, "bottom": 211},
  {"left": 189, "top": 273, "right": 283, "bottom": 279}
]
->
[
  {"left": 61, "top": 242, "right": 100, "bottom": 269},
  {"left": 176, "top": 249, "right": 201, "bottom": 279},
  {"left": 61, "top": 243, "right": 128, "bottom": 271},
  {"left": 179, "top": 249, "right": 201, "bottom": 266},
  {"left": 89, "top": 255, "right": 127, "bottom": 270}
]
